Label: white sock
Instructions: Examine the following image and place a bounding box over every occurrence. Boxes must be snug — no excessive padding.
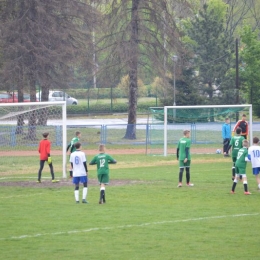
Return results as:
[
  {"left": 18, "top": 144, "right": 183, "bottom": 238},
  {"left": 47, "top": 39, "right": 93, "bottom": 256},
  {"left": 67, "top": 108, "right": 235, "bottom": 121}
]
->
[
  {"left": 258, "top": 184, "right": 260, "bottom": 189},
  {"left": 74, "top": 190, "right": 79, "bottom": 202},
  {"left": 83, "top": 187, "right": 88, "bottom": 200}
]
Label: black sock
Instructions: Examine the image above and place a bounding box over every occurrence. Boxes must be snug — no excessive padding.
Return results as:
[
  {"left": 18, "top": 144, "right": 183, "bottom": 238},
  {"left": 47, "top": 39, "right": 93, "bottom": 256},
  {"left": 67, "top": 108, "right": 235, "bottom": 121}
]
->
[
  {"left": 179, "top": 168, "right": 184, "bottom": 182},
  {"left": 232, "top": 182, "right": 237, "bottom": 192},
  {"left": 70, "top": 171, "right": 73, "bottom": 177},
  {"left": 100, "top": 190, "right": 105, "bottom": 201},
  {"left": 232, "top": 167, "right": 235, "bottom": 178},
  {"left": 244, "top": 183, "right": 248, "bottom": 192},
  {"left": 103, "top": 191, "right": 106, "bottom": 202}
]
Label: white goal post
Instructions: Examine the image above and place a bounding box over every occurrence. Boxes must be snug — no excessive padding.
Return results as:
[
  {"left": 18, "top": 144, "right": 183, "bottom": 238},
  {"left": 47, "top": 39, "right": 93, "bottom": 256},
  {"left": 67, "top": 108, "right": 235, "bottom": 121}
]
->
[
  {"left": 0, "top": 101, "right": 67, "bottom": 179},
  {"left": 162, "top": 104, "right": 253, "bottom": 156}
]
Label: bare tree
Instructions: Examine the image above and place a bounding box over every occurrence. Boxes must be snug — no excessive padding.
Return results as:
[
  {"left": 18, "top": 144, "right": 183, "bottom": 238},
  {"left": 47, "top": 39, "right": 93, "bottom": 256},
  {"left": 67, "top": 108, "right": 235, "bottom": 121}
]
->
[{"left": 0, "top": 0, "right": 100, "bottom": 137}]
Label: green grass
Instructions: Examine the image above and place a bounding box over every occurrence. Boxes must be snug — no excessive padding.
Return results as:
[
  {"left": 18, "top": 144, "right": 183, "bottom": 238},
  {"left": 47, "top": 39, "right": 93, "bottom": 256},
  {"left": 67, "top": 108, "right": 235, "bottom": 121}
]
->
[{"left": 0, "top": 154, "right": 260, "bottom": 260}]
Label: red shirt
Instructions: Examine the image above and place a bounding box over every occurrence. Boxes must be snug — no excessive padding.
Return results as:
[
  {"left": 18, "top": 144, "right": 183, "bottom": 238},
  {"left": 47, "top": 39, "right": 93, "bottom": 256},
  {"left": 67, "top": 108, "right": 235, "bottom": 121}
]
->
[{"left": 38, "top": 139, "right": 51, "bottom": 160}]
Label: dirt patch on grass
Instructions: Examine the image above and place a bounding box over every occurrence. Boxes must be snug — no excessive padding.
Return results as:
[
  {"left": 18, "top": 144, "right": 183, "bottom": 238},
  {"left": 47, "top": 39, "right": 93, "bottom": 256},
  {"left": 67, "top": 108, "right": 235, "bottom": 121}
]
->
[{"left": 0, "top": 178, "right": 147, "bottom": 188}]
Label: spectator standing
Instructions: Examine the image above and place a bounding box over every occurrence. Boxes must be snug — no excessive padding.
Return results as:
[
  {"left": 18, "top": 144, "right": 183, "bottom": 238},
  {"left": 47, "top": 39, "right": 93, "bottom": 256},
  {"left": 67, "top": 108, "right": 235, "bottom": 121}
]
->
[{"left": 222, "top": 117, "right": 231, "bottom": 156}]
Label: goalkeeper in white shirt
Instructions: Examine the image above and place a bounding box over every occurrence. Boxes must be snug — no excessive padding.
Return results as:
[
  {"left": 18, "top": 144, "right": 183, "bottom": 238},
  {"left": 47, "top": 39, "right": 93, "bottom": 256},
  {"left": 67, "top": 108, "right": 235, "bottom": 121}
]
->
[{"left": 247, "top": 137, "right": 260, "bottom": 190}]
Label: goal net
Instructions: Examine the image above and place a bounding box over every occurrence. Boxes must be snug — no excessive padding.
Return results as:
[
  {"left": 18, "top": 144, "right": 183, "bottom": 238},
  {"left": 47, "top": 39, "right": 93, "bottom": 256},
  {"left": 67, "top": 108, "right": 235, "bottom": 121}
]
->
[
  {"left": 148, "top": 105, "right": 252, "bottom": 156},
  {"left": 0, "top": 101, "right": 67, "bottom": 181}
]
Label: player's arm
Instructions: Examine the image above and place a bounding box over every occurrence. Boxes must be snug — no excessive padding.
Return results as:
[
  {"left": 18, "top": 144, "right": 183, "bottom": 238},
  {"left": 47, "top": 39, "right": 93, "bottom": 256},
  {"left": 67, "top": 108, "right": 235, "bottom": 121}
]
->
[
  {"left": 66, "top": 143, "right": 71, "bottom": 152},
  {"left": 70, "top": 144, "right": 75, "bottom": 153},
  {"left": 176, "top": 148, "right": 179, "bottom": 160},
  {"left": 89, "top": 158, "right": 96, "bottom": 165},
  {"left": 108, "top": 159, "right": 117, "bottom": 164},
  {"left": 185, "top": 147, "right": 189, "bottom": 159},
  {"left": 70, "top": 162, "right": 73, "bottom": 169},
  {"left": 83, "top": 161, "right": 88, "bottom": 174}
]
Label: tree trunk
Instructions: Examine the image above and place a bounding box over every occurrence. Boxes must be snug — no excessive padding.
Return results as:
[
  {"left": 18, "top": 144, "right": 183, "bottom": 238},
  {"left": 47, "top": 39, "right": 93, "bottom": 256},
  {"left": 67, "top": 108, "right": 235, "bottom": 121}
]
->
[{"left": 124, "top": 0, "right": 140, "bottom": 140}]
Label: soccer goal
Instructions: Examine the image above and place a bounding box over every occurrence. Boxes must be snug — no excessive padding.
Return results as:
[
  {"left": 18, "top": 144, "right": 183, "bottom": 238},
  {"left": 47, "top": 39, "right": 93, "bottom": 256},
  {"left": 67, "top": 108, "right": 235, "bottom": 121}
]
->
[
  {"left": 0, "top": 101, "right": 67, "bottom": 181},
  {"left": 148, "top": 104, "right": 253, "bottom": 156}
]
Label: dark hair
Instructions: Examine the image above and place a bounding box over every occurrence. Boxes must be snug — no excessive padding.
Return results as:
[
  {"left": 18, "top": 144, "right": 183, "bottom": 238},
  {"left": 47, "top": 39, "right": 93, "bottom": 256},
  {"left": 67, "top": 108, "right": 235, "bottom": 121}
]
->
[
  {"left": 74, "top": 142, "right": 81, "bottom": 149},
  {"left": 253, "top": 137, "right": 259, "bottom": 144},
  {"left": 236, "top": 127, "right": 242, "bottom": 134},
  {"left": 42, "top": 132, "right": 49, "bottom": 138},
  {"left": 242, "top": 114, "right": 246, "bottom": 117},
  {"left": 75, "top": 131, "right": 81, "bottom": 136},
  {"left": 225, "top": 117, "right": 229, "bottom": 121}
]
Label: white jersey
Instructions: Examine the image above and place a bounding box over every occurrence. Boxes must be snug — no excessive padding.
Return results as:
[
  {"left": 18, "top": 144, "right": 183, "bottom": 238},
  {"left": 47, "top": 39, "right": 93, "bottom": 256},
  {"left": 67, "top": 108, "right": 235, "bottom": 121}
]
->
[
  {"left": 248, "top": 145, "right": 260, "bottom": 168},
  {"left": 69, "top": 150, "right": 87, "bottom": 177}
]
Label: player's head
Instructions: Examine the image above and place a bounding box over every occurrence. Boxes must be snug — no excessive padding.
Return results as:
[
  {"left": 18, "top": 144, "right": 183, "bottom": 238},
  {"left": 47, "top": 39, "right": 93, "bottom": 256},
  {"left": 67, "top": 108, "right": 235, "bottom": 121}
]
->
[
  {"left": 236, "top": 127, "right": 242, "bottom": 135},
  {"left": 74, "top": 142, "right": 81, "bottom": 149},
  {"left": 225, "top": 117, "right": 230, "bottom": 123},
  {"left": 242, "top": 139, "right": 249, "bottom": 148},
  {"left": 183, "top": 130, "right": 190, "bottom": 137},
  {"left": 42, "top": 132, "right": 49, "bottom": 138},
  {"left": 242, "top": 114, "right": 246, "bottom": 120},
  {"left": 253, "top": 137, "right": 259, "bottom": 144},
  {"left": 75, "top": 131, "right": 81, "bottom": 137},
  {"left": 99, "top": 144, "right": 105, "bottom": 152}
]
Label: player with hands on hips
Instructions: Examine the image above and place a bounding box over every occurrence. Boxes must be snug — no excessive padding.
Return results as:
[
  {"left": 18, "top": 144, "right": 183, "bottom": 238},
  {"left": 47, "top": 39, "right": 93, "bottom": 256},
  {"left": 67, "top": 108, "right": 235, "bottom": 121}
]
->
[{"left": 70, "top": 142, "right": 88, "bottom": 203}]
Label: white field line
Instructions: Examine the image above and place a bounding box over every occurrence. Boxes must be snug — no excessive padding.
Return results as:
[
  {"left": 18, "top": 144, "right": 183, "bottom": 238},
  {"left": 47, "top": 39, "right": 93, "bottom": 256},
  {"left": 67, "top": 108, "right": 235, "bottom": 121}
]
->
[{"left": 1, "top": 213, "right": 258, "bottom": 241}]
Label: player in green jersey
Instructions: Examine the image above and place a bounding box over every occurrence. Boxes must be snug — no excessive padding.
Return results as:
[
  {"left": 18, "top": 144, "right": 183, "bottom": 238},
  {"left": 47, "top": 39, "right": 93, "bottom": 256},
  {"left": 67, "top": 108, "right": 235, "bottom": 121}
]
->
[
  {"left": 89, "top": 144, "right": 117, "bottom": 204},
  {"left": 227, "top": 127, "right": 244, "bottom": 180},
  {"left": 231, "top": 139, "right": 251, "bottom": 195},
  {"left": 176, "top": 130, "right": 194, "bottom": 187},
  {"left": 67, "top": 131, "right": 81, "bottom": 178}
]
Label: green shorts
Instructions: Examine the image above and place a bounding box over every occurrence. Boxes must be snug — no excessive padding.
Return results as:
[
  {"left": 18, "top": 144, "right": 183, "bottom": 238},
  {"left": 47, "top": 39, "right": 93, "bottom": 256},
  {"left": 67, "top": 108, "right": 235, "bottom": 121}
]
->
[
  {"left": 235, "top": 166, "right": 246, "bottom": 175},
  {"left": 179, "top": 160, "right": 191, "bottom": 168},
  {"left": 98, "top": 173, "right": 109, "bottom": 184}
]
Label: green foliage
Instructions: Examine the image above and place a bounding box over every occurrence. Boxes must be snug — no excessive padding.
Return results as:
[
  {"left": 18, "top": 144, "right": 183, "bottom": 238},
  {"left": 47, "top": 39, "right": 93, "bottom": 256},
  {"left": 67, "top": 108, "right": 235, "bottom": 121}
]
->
[
  {"left": 240, "top": 26, "right": 260, "bottom": 114},
  {"left": 116, "top": 75, "right": 147, "bottom": 98}
]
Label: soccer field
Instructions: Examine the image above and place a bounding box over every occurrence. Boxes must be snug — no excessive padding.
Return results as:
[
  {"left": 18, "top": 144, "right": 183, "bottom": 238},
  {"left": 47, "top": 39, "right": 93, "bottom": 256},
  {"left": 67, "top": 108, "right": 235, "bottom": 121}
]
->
[{"left": 0, "top": 154, "right": 259, "bottom": 260}]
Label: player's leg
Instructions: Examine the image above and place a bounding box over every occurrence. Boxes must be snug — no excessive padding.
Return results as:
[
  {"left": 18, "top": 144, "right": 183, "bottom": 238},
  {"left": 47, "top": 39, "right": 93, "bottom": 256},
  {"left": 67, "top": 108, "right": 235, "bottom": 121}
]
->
[
  {"left": 242, "top": 174, "right": 251, "bottom": 194},
  {"left": 231, "top": 158, "right": 236, "bottom": 180},
  {"left": 252, "top": 168, "right": 260, "bottom": 190},
  {"left": 73, "top": 177, "right": 80, "bottom": 203},
  {"left": 48, "top": 162, "right": 59, "bottom": 182},
  {"left": 178, "top": 160, "right": 184, "bottom": 187},
  {"left": 231, "top": 167, "right": 240, "bottom": 193},
  {"left": 185, "top": 161, "right": 193, "bottom": 186},
  {"left": 81, "top": 176, "right": 88, "bottom": 203},
  {"left": 37, "top": 160, "right": 45, "bottom": 182}
]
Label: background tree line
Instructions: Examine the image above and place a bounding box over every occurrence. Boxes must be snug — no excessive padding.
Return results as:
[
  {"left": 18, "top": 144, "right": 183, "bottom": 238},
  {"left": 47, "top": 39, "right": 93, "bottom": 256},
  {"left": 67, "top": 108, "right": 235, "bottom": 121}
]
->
[{"left": 0, "top": 0, "right": 260, "bottom": 139}]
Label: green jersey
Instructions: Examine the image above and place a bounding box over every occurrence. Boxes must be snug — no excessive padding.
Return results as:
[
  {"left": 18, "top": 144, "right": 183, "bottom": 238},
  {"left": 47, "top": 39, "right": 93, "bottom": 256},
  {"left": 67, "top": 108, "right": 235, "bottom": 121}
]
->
[
  {"left": 230, "top": 135, "right": 244, "bottom": 158},
  {"left": 235, "top": 147, "right": 248, "bottom": 169},
  {"left": 177, "top": 137, "right": 191, "bottom": 160},
  {"left": 89, "top": 153, "right": 116, "bottom": 175},
  {"left": 67, "top": 137, "right": 80, "bottom": 153}
]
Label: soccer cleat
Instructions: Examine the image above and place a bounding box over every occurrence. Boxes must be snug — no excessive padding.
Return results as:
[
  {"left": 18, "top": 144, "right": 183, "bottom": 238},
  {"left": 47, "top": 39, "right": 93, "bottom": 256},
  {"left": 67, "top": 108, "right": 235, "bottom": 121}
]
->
[
  {"left": 244, "top": 191, "right": 251, "bottom": 195},
  {"left": 230, "top": 191, "right": 235, "bottom": 194},
  {"left": 177, "top": 182, "right": 182, "bottom": 187},
  {"left": 52, "top": 179, "right": 59, "bottom": 183},
  {"left": 69, "top": 176, "right": 73, "bottom": 178},
  {"left": 187, "top": 183, "right": 194, "bottom": 187},
  {"left": 99, "top": 199, "right": 103, "bottom": 204},
  {"left": 37, "top": 180, "right": 41, "bottom": 183},
  {"left": 82, "top": 199, "right": 88, "bottom": 204},
  {"left": 76, "top": 201, "right": 79, "bottom": 204}
]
